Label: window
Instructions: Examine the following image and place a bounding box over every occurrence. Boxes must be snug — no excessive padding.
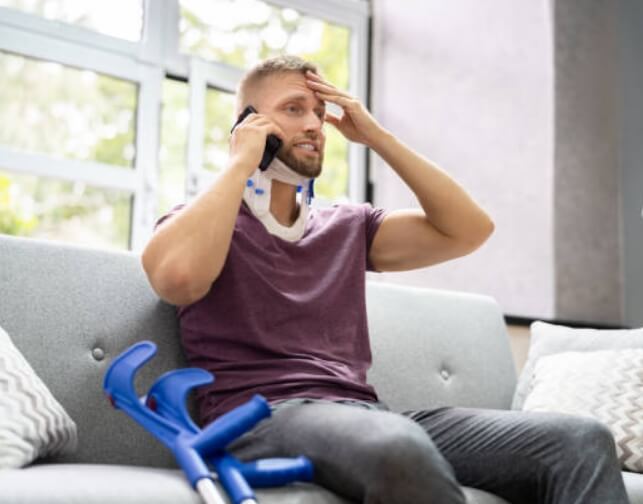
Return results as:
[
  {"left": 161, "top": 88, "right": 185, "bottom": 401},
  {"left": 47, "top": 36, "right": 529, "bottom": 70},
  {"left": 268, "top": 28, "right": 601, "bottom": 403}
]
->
[
  {"left": 0, "top": 51, "right": 137, "bottom": 168},
  {"left": 0, "top": 0, "right": 370, "bottom": 251}
]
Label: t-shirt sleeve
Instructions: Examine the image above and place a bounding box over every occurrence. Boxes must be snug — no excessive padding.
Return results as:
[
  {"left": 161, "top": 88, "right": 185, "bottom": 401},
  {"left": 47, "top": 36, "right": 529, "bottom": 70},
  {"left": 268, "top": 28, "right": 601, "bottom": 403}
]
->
[
  {"left": 153, "top": 203, "right": 186, "bottom": 231},
  {"left": 363, "top": 202, "right": 388, "bottom": 272}
]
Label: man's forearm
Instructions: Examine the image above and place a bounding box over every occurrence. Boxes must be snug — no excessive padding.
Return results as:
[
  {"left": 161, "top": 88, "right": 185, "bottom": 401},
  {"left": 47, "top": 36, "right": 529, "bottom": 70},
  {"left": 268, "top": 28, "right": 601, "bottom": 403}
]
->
[
  {"left": 369, "top": 129, "right": 494, "bottom": 246},
  {"left": 142, "top": 165, "right": 248, "bottom": 305}
]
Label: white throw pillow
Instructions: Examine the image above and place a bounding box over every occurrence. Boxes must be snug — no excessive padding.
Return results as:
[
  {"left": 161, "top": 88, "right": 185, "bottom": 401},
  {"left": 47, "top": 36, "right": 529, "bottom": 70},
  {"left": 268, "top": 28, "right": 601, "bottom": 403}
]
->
[
  {"left": 0, "top": 324, "right": 77, "bottom": 468},
  {"left": 523, "top": 349, "right": 643, "bottom": 472},
  {"left": 512, "top": 321, "right": 643, "bottom": 410}
]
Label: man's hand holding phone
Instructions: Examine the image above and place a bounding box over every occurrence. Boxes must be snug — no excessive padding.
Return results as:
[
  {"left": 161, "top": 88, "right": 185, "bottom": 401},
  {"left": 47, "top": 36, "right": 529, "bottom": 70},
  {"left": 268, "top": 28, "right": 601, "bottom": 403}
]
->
[{"left": 228, "top": 106, "right": 284, "bottom": 178}]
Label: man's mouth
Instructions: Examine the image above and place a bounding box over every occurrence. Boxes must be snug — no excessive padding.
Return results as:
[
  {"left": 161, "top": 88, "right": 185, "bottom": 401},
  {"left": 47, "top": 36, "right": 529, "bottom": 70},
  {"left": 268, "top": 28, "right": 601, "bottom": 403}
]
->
[{"left": 294, "top": 141, "right": 320, "bottom": 155}]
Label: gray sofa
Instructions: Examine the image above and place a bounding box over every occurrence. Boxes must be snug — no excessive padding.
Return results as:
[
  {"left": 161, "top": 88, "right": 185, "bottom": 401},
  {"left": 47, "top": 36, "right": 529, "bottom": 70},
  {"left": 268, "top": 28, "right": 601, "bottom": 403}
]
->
[{"left": 0, "top": 233, "right": 641, "bottom": 504}]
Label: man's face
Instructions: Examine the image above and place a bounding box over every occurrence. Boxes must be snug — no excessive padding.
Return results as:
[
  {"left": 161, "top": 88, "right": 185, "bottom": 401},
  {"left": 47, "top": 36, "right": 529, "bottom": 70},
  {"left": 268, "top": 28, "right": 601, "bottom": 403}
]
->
[{"left": 255, "top": 72, "right": 326, "bottom": 178}]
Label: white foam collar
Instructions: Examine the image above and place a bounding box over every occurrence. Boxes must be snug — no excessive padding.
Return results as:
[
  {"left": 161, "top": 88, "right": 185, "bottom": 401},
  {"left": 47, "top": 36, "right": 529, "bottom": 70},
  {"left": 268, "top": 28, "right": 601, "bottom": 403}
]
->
[{"left": 242, "top": 157, "right": 315, "bottom": 242}]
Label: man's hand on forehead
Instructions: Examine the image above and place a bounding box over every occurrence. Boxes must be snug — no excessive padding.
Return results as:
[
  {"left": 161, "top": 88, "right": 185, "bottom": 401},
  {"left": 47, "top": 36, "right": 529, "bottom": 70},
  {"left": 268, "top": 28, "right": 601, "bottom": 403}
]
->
[{"left": 304, "top": 70, "right": 386, "bottom": 148}]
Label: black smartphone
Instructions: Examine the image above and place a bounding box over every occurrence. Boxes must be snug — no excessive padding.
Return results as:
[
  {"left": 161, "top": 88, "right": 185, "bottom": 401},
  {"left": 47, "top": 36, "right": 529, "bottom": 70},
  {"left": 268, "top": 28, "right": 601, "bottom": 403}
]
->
[{"left": 231, "top": 105, "right": 282, "bottom": 171}]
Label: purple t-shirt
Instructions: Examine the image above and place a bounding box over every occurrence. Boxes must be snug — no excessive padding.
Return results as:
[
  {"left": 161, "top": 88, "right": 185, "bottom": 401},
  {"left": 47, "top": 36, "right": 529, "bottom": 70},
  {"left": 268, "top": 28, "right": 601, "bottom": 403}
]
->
[{"left": 155, "top": 200, "right": 388, "bottom": 424}]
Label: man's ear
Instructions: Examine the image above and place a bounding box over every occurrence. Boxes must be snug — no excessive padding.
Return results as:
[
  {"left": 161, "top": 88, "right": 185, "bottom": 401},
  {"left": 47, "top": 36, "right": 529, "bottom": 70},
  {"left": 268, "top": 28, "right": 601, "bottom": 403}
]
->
[{"left": 231, "top": 106, "right": 257, "bottom": 133}]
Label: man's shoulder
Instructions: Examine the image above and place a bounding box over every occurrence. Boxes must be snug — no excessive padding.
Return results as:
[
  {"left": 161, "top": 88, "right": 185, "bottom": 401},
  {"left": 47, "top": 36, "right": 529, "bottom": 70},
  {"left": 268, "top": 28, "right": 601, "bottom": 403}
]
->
[
  {"left": 312, "top": 201, "right": 374, "bottom": 218},
  {"left": 154, "top": 203, "right": 187, "bottom": 230},
  {"left": 311, "top": 201, "right": 382, "bottom": 229}
]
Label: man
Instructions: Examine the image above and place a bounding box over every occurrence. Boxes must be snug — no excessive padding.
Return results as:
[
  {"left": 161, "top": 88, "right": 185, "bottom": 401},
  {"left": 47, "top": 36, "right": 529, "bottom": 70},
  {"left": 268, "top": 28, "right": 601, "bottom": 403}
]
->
[{"left": 142, "top": 55, "right": 628, "bottom": 503}]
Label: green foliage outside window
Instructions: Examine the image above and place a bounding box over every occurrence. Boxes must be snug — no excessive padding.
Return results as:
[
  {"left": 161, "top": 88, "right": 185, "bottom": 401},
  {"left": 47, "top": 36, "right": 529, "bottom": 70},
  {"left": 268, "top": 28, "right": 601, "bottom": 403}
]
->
[
  {"left": 0, "top": 174, "right": 37, "bottom": 235},
  {"left": 0, "top": 170, "right": 131, "bottom": 249}
]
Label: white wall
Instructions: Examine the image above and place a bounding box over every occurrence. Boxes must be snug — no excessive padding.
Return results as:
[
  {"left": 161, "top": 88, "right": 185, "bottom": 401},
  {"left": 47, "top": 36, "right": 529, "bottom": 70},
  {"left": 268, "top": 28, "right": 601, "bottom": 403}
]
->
[{"left": 368, "top": 0, "right": 556, "bottom": 320}]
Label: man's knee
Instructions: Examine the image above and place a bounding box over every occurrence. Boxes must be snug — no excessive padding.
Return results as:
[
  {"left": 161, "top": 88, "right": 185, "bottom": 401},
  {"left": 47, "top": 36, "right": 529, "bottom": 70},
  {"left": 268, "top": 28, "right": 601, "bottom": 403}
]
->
[
  {"left": 366, "top": 423, "right": 447, "bottom": 474},
  {"left": 566, "top": 416, "right": 617, "bottom": 457},
  {"left": 360, "top": 416, "right": 464, "bottom": 503},
  {"left": 540, "top": 414, "right": 617, "bottom": 459}
]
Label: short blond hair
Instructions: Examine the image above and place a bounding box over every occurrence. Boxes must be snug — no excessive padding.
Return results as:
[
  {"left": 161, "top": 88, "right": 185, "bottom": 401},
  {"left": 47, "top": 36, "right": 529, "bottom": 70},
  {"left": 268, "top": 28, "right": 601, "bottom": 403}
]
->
[{"left": 235, "top": 55, "right": 319, "bottom": 115}]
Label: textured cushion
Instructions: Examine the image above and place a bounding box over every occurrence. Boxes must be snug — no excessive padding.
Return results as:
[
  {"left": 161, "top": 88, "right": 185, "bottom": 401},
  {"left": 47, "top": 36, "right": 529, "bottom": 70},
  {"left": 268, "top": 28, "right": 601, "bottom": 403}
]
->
[
  {"left": 512, "top": 321, "right": 643, "bottom": 410},
  {"left": 522, "top": 349, "right": 643, "bottom": 472},
  {"left": 0, "top": 324, "right": 77, "bottom": 468}
]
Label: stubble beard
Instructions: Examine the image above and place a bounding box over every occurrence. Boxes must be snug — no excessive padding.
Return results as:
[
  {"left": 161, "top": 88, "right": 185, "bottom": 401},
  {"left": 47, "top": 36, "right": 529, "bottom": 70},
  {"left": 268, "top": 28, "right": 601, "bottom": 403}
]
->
[{"left": 277, "top": 143, "right": 324, "bottom": 179}]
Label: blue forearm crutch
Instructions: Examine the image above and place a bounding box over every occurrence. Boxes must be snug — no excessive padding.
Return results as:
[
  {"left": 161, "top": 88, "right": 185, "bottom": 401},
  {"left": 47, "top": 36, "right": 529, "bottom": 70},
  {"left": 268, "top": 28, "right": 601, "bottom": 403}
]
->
[{"left": 103, "top": 341, "right": 314, "bottom": 504}]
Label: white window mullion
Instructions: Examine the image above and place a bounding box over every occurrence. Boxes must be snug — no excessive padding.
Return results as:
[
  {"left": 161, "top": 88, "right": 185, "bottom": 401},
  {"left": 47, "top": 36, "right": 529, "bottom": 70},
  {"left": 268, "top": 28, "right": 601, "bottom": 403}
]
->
[
  {"left": 0, "top": 146, "right": 138, "bottom": 192},
  {"left": 0, "top": 6, "right": 142, "bottom": 60},
  {"left": 348, "top": 15, "right": 370, "bottom": 203},
  {"left": 266, "top": 0, "right": 369, "bottom": 25},
  {"left": 131, "top": 65, "right": 163, "bottom": 252},
  {"left": 186, "top": 57, "right": 208, "bottom": 200},
  {"left": 139, "top": 0, "right": 164, "bottom": 65},
  {"left": 0, "top": 24, "right": 142, "bottom": 81},
  {"left": 161, "top": 0, "right": 186, "bottom": 77}
]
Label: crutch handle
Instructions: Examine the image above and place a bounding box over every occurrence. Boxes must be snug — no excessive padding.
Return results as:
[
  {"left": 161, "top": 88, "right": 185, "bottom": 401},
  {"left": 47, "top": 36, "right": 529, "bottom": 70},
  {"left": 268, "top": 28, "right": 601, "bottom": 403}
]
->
[
  {"left": 193, "top": 395, "right": 271, "bottom": 457},
  {"left": 239, "top": 456, "right": 314, "bottom": 487}
]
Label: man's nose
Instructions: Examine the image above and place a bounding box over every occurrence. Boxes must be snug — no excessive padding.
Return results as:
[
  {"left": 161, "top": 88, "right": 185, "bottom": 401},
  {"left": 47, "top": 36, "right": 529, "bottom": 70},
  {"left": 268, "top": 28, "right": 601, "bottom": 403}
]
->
[{"left": 303, "top": 111, "right": 323, "bottom": 133}]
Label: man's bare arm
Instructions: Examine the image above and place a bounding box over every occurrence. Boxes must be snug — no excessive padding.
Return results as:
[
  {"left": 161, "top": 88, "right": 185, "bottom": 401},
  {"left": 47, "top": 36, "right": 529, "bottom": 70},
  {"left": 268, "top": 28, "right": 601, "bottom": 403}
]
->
[
  {"left": 306, "top": 71, "right": 494, "bottom": 272},
  {"left": 367, "top": 131, "right": 495, "bottom": 271},
  {"left": 141, "top": 114, "right": 285, "bottom": 306},
  {"left": 141, "top": 168, "right": 248, "bottom": 306},
  {"left": 370, "top": 131, "right": 494, "bottom": 248}
]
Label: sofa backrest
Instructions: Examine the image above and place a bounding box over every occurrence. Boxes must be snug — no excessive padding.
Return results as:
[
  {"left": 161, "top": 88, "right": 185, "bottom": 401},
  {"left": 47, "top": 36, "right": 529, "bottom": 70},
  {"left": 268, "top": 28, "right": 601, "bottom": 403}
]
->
[
  {"left": 0, "top": 235, "right": 516, "bottom": 468},
  {"left": 0, "top": 235, "right": 183, "bottom": 468},
  {"left": 365, "top": 281, "right": 516, "bottom": 413}
]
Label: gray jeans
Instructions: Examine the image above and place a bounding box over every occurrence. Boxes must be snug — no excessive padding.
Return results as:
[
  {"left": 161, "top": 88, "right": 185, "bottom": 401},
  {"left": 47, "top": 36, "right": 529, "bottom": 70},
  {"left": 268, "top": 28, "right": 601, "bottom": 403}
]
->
[{"left": 226, "top": 398, "right": 629, "bottom": 504}]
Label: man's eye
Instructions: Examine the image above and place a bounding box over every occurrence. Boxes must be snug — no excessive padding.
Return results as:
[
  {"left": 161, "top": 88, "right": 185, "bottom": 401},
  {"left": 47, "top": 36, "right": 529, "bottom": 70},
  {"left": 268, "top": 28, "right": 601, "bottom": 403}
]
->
[{"left": 286, "top": 105, "right": 300, "bottom": 113}]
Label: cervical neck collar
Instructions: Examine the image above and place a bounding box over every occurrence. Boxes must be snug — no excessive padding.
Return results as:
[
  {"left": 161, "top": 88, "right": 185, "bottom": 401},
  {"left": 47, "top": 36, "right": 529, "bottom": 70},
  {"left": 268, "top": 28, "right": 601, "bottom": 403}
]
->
[{"left": 242, "top": 157, "right": 315, "bottom": 242}]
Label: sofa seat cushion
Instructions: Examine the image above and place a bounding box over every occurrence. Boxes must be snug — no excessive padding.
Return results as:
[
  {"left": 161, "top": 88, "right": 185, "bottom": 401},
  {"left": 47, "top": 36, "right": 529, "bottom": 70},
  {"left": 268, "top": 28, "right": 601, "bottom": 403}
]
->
[
  {"left": 0, "top": 464, "right": 510, "bottom": 504},
  {"left": 462, "top": 487, "right": 511, "bottom": 503},
  {"left": 624, "top": 471, "right": 643, "bottom": 504},
  {"left": 0, "top": 464, "right": 350, "bottom": 504}
]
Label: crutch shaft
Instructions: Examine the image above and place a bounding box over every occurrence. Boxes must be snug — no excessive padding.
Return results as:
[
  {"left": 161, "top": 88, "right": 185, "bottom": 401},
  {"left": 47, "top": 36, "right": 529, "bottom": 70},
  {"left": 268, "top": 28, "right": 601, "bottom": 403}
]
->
[{"left": 196, "top": 478, "right": 228, "bottom": 504}]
